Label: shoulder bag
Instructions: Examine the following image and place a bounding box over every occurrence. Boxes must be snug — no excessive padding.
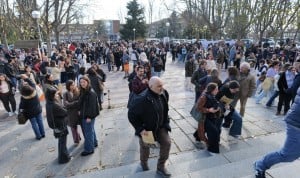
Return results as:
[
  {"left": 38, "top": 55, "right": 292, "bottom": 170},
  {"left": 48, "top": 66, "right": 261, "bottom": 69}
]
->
[{"left": 17, "top": 110, "right": 28, "bottom": 125}]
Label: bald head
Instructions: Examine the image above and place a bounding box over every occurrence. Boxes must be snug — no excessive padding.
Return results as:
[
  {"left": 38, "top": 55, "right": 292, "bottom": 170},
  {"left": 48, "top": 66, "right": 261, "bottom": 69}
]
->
[{"left": 149, "top": 76, "right": 164, "bottom": 94}]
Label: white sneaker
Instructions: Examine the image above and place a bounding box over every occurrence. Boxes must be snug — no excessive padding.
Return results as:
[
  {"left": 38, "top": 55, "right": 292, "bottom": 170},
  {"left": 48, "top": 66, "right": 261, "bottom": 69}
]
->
[
  {"left": 14, "top": 111, "right": 18, "bottom": 115},
  {"left": 8, "top": 112, "right": 14, "bottom": 117},
  {"left": 208, "top": 151, "right": 218, "bottom": 156}
]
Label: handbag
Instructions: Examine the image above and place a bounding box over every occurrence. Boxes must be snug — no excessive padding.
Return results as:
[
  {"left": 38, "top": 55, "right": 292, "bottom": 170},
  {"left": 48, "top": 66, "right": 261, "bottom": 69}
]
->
[
  {"left": 190, "top": 103, "right": 205, "bottom": 122},
  {"left": 51, "top": 109, "right": 67, "bottom": 139},
  {"left": 17, "top": 111, "right": 28, "bottom": 125},
  {"left": 261, "top": 77, "right": 273, "bottom": 91}
]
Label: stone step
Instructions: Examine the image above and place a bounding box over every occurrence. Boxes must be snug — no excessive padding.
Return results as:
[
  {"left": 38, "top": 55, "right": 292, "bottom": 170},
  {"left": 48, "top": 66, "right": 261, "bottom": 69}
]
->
[
  {"left": 266, "top": 159, "right": 300, "bottom": 178},
  {"left": 189, "top": 156, "right": 261, "bottom": 178},
  {"left": 73, "top": 132, "right": 286, "bottom": 178}
]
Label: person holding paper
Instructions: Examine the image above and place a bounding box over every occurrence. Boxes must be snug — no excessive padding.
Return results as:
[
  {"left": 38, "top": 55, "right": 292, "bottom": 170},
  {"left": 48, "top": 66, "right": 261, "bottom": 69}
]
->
[{"left": 128, "top": 76, "right": 172, "bottom": 177}]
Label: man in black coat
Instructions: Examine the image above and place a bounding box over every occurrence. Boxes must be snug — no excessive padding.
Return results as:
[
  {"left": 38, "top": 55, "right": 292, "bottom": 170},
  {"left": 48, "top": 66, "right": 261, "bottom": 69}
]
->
[
  {"left": 286, "top": 61, "right": 300, "bottom": 100},
  {"left": 128, "top": 76, "right": 172, "bottom": 177}
]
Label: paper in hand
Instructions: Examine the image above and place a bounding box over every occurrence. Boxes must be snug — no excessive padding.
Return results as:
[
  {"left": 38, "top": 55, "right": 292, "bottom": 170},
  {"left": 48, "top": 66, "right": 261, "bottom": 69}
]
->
[
  {"left": 141, "top": 131, "right": 155, "bottom": 144},
  {"left": 220, "top": 96, "right": 233, "bottom": 105}
]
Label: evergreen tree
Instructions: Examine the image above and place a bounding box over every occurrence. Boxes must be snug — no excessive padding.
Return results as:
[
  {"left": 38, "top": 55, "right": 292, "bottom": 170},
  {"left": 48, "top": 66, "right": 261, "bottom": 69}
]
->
[{"left": 120, "top": 0, "right": 146, "bottom": 40}]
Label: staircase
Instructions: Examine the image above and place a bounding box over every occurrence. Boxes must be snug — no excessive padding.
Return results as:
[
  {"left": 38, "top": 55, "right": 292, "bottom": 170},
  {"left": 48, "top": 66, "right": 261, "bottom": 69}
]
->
[{"left": 73, "top": 131, "right": 300, "bottom": 178}]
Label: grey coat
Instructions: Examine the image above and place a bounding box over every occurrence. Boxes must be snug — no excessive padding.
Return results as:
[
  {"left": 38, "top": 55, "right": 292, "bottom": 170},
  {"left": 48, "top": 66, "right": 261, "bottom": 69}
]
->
[{"left": 63, "top": 91, "right": 80, "bottom": 127}]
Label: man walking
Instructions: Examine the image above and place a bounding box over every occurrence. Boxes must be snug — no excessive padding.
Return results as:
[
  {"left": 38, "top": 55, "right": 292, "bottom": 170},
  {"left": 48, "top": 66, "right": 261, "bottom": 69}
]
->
[
  {"left": 128, "top": 76, "right": 172, "bottom": 177},
  {"left": 254, "top": 86, "right": 300, "bottom": 178}
]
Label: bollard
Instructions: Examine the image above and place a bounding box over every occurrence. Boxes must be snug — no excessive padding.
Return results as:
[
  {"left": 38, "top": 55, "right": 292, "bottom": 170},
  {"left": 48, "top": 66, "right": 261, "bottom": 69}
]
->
[{"left": 107, "top": 89, "right": 111, "bottom": 109}]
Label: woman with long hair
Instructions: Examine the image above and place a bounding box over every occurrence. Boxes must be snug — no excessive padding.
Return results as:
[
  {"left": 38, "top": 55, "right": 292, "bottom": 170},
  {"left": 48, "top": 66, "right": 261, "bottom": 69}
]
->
[
  {"left": 0, "top": 73, "right": 17, "bottom": 116},
  {"left": 63, "top": 80, "right": 82, "bottom": 145},
  {"left": 78, "top": 76, "right": 99, "bottom": 156},
  {"left": 198, "top": 83, "right": 221, "bottom": 155},
  {"left": 46, "top": 86, "right": 71, "bottom": 164}
]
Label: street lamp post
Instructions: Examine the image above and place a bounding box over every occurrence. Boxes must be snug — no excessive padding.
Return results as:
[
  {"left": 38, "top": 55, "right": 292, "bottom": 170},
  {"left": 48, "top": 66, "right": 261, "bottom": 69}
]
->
[
  {"left": 166, "top": 22, "right": 170, "bottom": 51},
  {"left": 133, "top": 28, "right": 136, "bottom": 42},
  {"left": 32, "top": 10, "right": 43, "bottom": 56}
]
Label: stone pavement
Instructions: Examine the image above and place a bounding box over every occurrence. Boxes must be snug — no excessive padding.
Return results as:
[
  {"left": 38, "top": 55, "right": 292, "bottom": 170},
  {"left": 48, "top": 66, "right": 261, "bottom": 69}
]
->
[{"left": 0, "top": 55, "right": 289, "bottom": 178}]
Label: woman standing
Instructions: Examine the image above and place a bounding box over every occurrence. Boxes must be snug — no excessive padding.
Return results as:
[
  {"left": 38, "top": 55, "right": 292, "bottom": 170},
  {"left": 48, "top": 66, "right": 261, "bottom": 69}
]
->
[
  {"left": 63, "top": 80, "right": 81, "bottom": 145},
  {"left": 0, "top": 73, "right": 17, "bottom": 116},
  {"left": 198, "top": 83, "right": 221, "bottom": 155},
  {"left": 24, "top": 65, "right": 40, "bottom": 85},
  {"left": 78, "top": 76, "right": 99, "bottom": 156},
  {"left": 46, "top": 87, "right": 71, "bottom": 164},
  {"left": 87, "top": 68, "right": 104, "bottom": 110},
  {"left": 19, "top": 75, "right": 45, "bottom": 140}
]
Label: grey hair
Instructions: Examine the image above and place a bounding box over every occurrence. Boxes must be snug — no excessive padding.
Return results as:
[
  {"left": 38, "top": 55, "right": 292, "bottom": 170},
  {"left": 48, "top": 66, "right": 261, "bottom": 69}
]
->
[{"left": 240, "top": 62, "right": 251, "bottom": 69}]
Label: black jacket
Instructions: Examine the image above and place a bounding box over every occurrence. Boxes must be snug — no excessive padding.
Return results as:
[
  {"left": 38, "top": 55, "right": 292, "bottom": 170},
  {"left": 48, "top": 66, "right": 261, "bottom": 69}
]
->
[
  {"left": 46, "top": 100, "right": 68, "bottom": 130},
  {"left": 216, "top": 84, "right": 236, "bottom": 111},
  {"left": 19, "top": 79, "right": 42, "bottom": 119},
  {"left": 277, "top": 72, "right": 288, "bottom": 94},
  {"left": 88, "top": 74, "right": 103, "bottom": 94},
  {"left": 79, "top": 88, "right": 99, "bottom": 119},
  {"left": 4, "top": 63, "right": 16, "bottom": 78},
  {"left": 128, "top": 89, "right": 171, "bottom": 140},
  {"left": 286, "top": 73, "right": 300, "bottom": 98}
]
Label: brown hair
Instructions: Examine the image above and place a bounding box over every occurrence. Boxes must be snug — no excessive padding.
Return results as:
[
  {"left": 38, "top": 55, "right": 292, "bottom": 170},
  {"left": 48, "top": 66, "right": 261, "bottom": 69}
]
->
[{"left": 206, "top": 82, "right": 218, "bottom": 94}]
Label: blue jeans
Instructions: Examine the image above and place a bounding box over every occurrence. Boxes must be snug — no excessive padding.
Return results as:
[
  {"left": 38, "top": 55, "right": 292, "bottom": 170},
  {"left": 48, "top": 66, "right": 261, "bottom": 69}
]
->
[
  {"left": 152, "top": 71, "right": 161, "bottom": 77},
  {"left": 10, "top": 77, "right": 17, "bottom": 88},
  {"left": 229, "top": 110, "right": 243, "bottom": 136},
  {"left": 82, "top": 118, "right": 98, "bottom": 152},
  {"left": 256, "top": 85, "right": 274, "bottom": 104},
  {"left": 107, "top": 62, "right": 112, "bottom": 71},
  {"left": 29, "top": 113, "right": 45, "bottom": 139},
  {"left": 255, "top": 124, "right": 300, "bottom": 171},
  {"left": 266, "top": 90, "right": 279, "bottom": 107}
]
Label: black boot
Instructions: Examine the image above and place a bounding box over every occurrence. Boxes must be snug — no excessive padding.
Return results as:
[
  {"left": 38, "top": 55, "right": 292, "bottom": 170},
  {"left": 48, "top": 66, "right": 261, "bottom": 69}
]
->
[{"left": 193, "top": 130, "right": 200, "bottom": 141}]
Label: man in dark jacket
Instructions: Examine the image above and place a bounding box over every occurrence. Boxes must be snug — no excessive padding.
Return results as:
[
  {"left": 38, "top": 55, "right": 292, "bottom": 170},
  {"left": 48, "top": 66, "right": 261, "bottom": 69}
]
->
[
  {"left": 131, "top": 66, "right": 148, "bottom": 94},
  {"left": 128, "top": 76, "right": 172, "bottom": 177},
  {"left": 286, "top": 61, "right": 300, "bottom": 100},
  {"left": 185, "top": 55, "right": 196, "bottom": 91},
  {"left": 4, "top": 57, "right": 18, "bottom": 88},
  {"left": 191, "top": 60, "right": 208, "bottom": 103},
  {"left": 254, "top": 87, "right": 300, "bottom": 178},
  {"left": 216, "top": 80, "right": 242, "bottom": 142}
]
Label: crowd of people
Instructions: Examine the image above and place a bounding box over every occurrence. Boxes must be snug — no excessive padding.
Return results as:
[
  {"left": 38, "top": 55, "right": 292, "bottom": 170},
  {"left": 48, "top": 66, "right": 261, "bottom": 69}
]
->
[{"left": 0, "top": 38, "right": 300, "bottom": 177}]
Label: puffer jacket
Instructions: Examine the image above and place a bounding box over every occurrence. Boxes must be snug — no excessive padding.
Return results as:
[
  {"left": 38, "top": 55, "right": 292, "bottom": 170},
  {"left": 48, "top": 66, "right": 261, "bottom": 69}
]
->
[{"left": 285, "top": 87, "right": 300, "bottom": 128}]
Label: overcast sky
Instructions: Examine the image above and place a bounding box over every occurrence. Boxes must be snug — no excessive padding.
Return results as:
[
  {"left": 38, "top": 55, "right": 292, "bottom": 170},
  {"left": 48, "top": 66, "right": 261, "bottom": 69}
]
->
[{"left": 83, "top": 0, "right": 183, "bottom": 24}]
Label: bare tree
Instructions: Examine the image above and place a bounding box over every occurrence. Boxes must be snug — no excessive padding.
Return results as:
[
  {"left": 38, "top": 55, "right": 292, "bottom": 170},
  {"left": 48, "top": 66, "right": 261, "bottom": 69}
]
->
[
  {"left": 268, "top": 0, "right": 300, "bottom": 40},
  {"left": 251, "top": 0, "right": 282, "bottom": 42},
  {"left": 226, "top": 0, "right": 259, "bottom": 39},
  {"left": 180, "top": 0, "right": 231, "bottom": 39}
]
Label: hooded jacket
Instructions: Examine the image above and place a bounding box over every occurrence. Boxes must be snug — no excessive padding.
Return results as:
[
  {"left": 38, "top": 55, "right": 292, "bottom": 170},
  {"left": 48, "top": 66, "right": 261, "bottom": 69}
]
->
[
  {"left": 19, "top": 79, "right": 42, "bottom": 119},
  {"left": 285, "top": 88, "right": 300, "bottom": 129}
]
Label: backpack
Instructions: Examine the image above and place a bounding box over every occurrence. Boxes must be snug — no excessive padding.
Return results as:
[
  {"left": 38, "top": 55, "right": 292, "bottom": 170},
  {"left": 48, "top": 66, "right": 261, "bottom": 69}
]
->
[{"left": 127, "top": 88, "right": 148, "bottom": 109}]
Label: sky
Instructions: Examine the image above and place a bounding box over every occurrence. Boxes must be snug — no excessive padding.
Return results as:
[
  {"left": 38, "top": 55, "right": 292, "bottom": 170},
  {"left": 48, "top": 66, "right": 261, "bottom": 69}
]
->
[{"left": 82, "top": 0, "right": 183, "bottom": 24}]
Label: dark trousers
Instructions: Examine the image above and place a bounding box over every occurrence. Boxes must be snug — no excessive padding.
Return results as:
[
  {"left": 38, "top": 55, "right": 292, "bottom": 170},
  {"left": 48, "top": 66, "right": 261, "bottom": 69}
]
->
[
  {"left": 205, "top": 118, "right": 222, "bottom": 153},
  {"left": 71, "top": 125, "right": 82, "bottom": 143},
  {"left": 234, "top": 59, "right": 241, "bottom": 69},
  {"left": 0, "top": 93, "right": 16, "bottom": 112},
  {"left": 58, "top": 135, "right": 70, "bottom": 164},
  {"left": 139, "top": 128, "right": 171, "bottom": 169},
  {"left": 277, "top": 92, "right": 293, "bottom": 114}
]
